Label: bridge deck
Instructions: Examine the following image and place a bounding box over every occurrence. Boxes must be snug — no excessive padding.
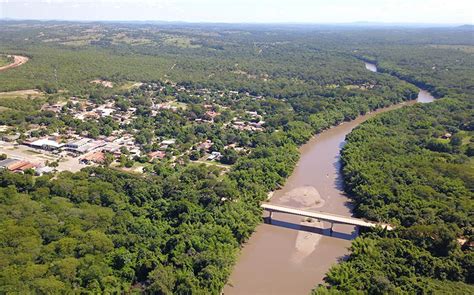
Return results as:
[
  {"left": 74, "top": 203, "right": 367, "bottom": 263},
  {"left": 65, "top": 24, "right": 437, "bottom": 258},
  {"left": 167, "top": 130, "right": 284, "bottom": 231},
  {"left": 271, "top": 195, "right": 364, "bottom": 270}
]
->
[{"left": 261, "top": 203, "right": 393, "bottom": 230}]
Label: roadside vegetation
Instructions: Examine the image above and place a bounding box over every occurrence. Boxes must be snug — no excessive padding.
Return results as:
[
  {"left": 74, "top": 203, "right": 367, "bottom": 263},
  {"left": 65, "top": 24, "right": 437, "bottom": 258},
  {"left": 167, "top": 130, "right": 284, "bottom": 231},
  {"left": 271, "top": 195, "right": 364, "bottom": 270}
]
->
[{"left": 0, "top": 54, "right": 12, "bottom": 67}]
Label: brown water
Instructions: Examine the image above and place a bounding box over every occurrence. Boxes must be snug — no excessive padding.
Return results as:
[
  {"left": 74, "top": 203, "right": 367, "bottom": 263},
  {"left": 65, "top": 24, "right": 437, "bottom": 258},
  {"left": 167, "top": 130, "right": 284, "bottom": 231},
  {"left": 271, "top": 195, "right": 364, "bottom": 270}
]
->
[
  {"left": 365, "top": 62, "right": 435, "bottom": 103},
  {"left": 223, "top": 62, "right": 434, "bottom": 295}
]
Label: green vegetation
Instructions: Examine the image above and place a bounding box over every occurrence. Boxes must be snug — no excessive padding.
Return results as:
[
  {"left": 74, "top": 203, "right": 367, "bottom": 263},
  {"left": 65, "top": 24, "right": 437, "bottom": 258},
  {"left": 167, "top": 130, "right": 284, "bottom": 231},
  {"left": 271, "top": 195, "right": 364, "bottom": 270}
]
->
[
  {"left": 359, "top": 46, "right": 474, "bottom": 98},
  {"left": 0, "top": 46, "right": 174, "bottom": 92},
  {"left": 0, "top": 21, "right": 473, "bottom": 293},
  {"left": 0, "top": 54, "right": 12, "bottom": 67},
  {"left": 0, "top": 129, "right": 302, "bottom": 293},
  {"left": 0, "top": 165, "right": 256, "bottom": 293},
  {"left": 314, "top": 52, "right": 474, "bottom": 294},
  {"left": 1, "top": 22, "right": 429, "bottom": 96},
  {"left": 313, "top": 96, "right": 473, "bottom": 294},
  {"left": 312, "top": 26, "right": 474, "bottom": 294},
  {"left": 343, "top": 99, "right": 473, "bottom": 226}
]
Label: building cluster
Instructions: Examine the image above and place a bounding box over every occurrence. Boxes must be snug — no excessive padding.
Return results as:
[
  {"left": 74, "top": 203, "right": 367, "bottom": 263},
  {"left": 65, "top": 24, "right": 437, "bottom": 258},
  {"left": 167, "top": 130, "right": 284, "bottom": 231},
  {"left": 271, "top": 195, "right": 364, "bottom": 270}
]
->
[
  {"left": 193, "top": 139, "right": 222, "bottom": 161},
  {"left": 43, "top": 98, "right": 136, "bottom": 125},
  {"left": 0, "top": 158, "right": 53, "bottom": 175},
  {"left": 1, "top": 80, "right": 268, "bottom": 175},
  {"left": 230, "top": 111, "right": 265, "bottom": 132},
  {"left": 20, "top": 134, "right": 175, "bottom": 165}
]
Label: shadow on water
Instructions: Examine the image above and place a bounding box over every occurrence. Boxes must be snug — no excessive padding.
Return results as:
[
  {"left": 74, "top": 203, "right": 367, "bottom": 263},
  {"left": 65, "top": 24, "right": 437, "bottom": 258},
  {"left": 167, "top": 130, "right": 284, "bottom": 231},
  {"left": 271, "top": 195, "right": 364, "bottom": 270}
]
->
[
  {"left": 332, "top": 153, "right": 345, "bottom": 191},
  {"left": 263, "top": 217, "right": 355, "bottom": 241},
  {"left": 332, "top": 140, "right": 357, "bottom": 213}
]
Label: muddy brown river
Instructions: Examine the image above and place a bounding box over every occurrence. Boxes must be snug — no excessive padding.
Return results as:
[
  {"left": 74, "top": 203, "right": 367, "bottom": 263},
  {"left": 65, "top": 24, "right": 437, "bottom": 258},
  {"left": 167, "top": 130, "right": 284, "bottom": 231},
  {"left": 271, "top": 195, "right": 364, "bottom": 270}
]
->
[{"left": 223, "top": 62, "right": 434, "bottom": 295}]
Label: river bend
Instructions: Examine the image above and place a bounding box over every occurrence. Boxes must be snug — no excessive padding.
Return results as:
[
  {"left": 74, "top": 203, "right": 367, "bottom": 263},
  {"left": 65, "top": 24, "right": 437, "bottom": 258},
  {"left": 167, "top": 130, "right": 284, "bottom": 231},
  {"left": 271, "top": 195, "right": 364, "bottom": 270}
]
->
[{"left": 224, "top": 62, "right": 434, "bottom": 295}]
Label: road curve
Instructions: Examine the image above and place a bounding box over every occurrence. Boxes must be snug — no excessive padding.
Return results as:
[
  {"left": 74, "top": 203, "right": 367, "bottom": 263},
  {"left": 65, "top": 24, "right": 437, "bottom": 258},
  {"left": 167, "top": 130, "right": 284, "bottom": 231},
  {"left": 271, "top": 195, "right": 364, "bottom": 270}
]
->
[{"left": 0, "top": 55, "right": 29, "bottom": 72}]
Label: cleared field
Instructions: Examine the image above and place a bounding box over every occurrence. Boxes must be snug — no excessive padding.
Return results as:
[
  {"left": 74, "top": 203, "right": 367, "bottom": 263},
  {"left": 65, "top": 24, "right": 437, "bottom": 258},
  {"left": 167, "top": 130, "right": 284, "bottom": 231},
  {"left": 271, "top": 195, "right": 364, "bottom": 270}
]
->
[
  {"left": 0, "top": 89, "right": 44, "bottom": 99},
  {"left": 169, "top": 101, "right": 188, "bottom": 109},
  {"left": 60, "top": 33, "right": 103, "bottom": 47},
  {"left": 429, "top": 44, "right": 474, "bottom": 53},
  {"left": 91, "top": 79, "right": 114, "bottom": 88},
  {"left": 119, "top": 81, "right": 144, "bottom": 90},
  {"left": 112, "top": 33, "right": 153, "bottom": 45},
  {"left": 0, "top": 90, "right": 45, "bottom": 112},
  {"left": 163, "top": 36, "right": 201, "bottom": 48}
]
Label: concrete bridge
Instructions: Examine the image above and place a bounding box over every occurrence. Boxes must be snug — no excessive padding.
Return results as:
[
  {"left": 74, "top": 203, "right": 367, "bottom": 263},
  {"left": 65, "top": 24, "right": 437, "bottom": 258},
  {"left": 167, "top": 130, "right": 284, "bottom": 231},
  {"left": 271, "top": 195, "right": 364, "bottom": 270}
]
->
[{"left": 261, "top": 203, "right": 394, "bottom": 234}]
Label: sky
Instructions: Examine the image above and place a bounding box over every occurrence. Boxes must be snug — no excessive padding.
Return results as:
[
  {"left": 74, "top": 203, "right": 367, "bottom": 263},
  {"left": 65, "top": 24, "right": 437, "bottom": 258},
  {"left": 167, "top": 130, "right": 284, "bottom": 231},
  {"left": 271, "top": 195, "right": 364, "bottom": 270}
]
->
[{"left": 0, "top": 0, "right": 473, "bottom": 24}]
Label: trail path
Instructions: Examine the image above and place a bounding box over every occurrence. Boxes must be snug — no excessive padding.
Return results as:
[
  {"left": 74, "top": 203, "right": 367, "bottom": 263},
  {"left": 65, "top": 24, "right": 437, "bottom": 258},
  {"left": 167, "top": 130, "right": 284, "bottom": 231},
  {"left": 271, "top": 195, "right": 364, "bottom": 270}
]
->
[{"left": 0, "top": 55, "right": 29, "bottom": 72}]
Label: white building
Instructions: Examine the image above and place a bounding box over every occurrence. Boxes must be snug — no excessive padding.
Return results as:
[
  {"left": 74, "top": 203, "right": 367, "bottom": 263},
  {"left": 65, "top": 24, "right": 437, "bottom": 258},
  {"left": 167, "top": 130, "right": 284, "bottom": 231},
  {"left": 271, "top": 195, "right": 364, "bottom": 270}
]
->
[{"left": 28, "top": 139, "right": 63, "bottom": 150}]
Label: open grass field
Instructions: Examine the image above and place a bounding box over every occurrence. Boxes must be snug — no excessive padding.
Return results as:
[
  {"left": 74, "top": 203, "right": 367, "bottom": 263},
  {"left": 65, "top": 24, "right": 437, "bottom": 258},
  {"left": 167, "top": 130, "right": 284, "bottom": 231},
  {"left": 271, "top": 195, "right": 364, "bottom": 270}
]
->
[
  {"left": 429, "top": 44, "right": 474, "bottom": 53},
  {"left": 0, "top": 89, "right": 45, "bottom": 112},
  {"left": 0, "top": 89, "right": 43, "bottom": 99},
  {"left": 118, "top": 81, "right": 144, "bottom": 90},
  {"left": 163, "top": 36, "right": 201, "bottom": 48}
]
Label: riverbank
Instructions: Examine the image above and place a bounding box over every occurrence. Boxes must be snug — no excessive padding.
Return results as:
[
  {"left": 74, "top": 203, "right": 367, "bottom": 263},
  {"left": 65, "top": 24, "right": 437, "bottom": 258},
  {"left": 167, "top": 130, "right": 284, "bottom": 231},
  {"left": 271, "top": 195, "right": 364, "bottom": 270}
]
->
[
  {"left": 223, "top": 101, "right": 417, "bottom": 295},
  {"left": 224, "top": 62, "right": 435, "bottom": 295},
  {"left": 365, "top": 61, "right": 435, "bottom": 104}
]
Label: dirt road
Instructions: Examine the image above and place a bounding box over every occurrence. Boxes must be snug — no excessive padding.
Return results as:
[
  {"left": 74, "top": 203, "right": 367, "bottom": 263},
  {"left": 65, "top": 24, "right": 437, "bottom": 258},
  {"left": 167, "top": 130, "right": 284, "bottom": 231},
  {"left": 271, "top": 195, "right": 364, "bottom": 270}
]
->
[{"left": 0, "top": 55, "right": 29, "bottom": 72}]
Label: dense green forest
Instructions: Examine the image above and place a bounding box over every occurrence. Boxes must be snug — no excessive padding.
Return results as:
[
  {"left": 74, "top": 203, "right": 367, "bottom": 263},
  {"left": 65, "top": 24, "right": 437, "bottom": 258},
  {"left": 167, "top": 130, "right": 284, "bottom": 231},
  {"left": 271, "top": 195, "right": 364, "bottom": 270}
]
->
[
  {"left": 0, "top": 127, "right": 303, "bottom": 292},
  {"left": 313, "top": 99, "right": 473, "bottom": 294},
  {"left": 309, "top": 26, "right": 474, "bottom": 294},
  {"left": 356, "top": 45, "right": 474, "bottom": 97},
  {"left": 1, "top": 166, "right": 245, "bottom": 293},
  {"left": 1, "top": 22, "right": 472, "bottom": 96},
  {"left": 1, "top": 21, "right": 473, "bottom": 293}
]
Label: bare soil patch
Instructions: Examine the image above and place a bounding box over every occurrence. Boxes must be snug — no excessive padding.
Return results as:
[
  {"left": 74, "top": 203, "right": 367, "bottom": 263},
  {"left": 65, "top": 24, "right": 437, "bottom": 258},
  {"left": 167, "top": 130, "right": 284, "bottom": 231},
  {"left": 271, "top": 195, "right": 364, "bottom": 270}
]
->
[
  {"left": 91, "top": 79, "right": 114, "bottom": 88},
  {"left": 0, "top": 89, "right": 43, "bottom": 99},
  {"left": 0, "top": 55, "right": 29, "bottom": 72}
]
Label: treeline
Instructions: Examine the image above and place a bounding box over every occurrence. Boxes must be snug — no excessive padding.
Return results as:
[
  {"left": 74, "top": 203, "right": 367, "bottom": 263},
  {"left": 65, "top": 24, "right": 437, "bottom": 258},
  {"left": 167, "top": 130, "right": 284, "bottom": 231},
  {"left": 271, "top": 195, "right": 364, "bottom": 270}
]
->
[
  {"left": 0, "top": 22, "right": 430, "bottom": 99},
  {"left": 1, "top": 22, "right": 473, "bottom": 293},
  {"left": 354, "top": 45, "right": 474, "bottom": 97},
  {"left": 314, "top": 98, "right": 474, "bottom": 293},
  {"left": 0, "top": 163, "right": 263, "bottom": 293},
  {"left": 0, "top": 121, "right": 303, "bottom": 293}
]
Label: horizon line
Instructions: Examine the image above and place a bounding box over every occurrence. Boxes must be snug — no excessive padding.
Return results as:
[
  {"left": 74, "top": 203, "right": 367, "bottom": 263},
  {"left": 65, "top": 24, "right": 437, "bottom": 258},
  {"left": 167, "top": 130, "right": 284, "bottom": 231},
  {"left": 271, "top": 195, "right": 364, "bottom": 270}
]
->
[{"left": 0, "top": 18, "right": 472, "bottom": 27}]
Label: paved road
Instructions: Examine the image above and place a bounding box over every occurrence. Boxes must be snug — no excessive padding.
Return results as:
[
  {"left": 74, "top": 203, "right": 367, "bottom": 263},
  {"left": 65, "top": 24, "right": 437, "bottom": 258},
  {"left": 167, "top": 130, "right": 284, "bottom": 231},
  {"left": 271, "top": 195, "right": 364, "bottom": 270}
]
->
[{"left": 262, "top": 203, "right": 394, "bottom": 230}]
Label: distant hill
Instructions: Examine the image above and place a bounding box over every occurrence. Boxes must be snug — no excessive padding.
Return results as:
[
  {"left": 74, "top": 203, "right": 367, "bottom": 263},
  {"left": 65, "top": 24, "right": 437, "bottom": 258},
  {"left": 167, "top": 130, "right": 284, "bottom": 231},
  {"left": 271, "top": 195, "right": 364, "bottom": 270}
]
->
[{"left": 457, "top": 24, "right": 474, "bottom": 30}]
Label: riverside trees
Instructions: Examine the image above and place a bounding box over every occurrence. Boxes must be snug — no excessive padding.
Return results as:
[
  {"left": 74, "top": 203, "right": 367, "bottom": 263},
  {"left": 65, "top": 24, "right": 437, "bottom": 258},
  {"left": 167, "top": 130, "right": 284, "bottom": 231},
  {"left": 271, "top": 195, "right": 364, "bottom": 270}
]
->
[
  {"left": 0, "top": 21, "right": 473, "bottom": 293},
  {"left": 313, "top": 99, "right": 474, "bottom": 293}
]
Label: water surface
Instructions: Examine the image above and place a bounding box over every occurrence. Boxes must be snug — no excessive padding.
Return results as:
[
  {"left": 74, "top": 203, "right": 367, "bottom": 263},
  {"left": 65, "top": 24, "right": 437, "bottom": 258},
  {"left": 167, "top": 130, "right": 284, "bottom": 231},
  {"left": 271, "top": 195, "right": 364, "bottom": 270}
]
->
[
  {"left": 365, "top": 62, "right": 435, "bottom": 103},
  {"left": 224, "top": 62, "right": 435, "bottom": 295}
]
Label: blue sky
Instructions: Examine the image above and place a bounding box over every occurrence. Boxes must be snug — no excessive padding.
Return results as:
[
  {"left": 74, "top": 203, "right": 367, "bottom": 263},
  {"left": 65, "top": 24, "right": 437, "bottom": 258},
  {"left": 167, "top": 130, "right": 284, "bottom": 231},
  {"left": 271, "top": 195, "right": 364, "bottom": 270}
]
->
[{"left": 0, "top": 0, "right": 473, "bottom": 24}]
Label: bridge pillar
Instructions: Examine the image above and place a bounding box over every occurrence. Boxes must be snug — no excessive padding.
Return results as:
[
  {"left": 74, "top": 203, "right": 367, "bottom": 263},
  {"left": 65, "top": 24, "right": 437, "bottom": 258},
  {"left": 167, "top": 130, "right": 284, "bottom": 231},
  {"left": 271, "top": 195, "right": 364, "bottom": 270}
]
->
[
  {"left": 329, "top": 222, "right": 334, "bottom": 236},
  {"left": 268, "top": 211, "right": 273, "bottom": 224}
]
